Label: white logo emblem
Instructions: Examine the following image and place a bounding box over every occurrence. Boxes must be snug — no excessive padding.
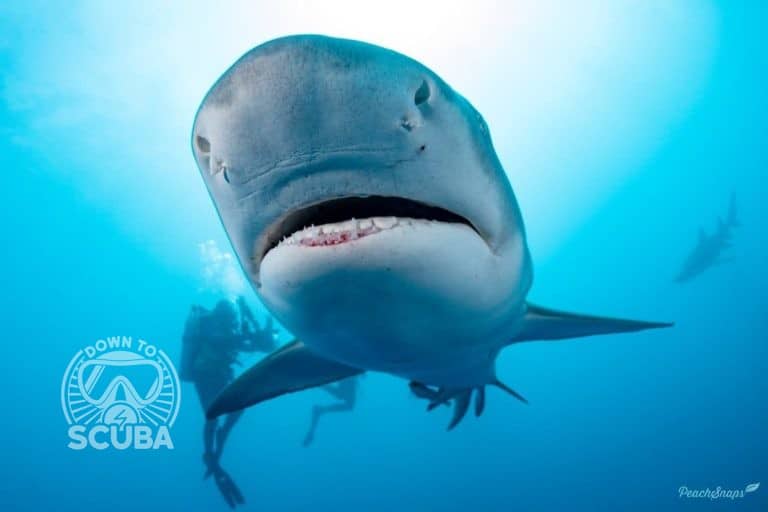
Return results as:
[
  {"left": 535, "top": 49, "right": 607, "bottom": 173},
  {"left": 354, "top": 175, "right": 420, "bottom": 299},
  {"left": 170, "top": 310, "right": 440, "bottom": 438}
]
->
[{"left": 61, "top": 336, "right": 181, "bottom": 450}]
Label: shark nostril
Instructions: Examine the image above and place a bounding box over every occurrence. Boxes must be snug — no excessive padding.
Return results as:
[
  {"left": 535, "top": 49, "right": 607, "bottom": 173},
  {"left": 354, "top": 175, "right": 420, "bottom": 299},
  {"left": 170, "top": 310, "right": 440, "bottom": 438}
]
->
[
  {"left": 414, "top": 80, "right": 430, "bottom": 106},
  {"left": 196, "top": 135, "right": 211, "bottom": 153}
]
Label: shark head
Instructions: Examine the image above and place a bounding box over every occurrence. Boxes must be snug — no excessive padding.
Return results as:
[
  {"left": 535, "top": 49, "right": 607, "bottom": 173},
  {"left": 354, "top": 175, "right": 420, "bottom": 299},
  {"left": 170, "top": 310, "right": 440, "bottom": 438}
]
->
[{"left": 192, "top": 35, "right": 533, "bottom": 370}]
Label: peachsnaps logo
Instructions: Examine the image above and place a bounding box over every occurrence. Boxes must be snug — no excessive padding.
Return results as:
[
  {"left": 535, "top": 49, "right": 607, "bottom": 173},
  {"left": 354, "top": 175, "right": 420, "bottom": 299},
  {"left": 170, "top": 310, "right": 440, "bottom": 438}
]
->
[{"left": 61, "top": 336, "right": 181, "bottom": 450}]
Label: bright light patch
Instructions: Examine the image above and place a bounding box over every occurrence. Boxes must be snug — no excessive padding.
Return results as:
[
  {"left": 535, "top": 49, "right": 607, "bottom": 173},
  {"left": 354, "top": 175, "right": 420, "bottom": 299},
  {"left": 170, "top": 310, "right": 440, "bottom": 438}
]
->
[
  {"left": 198, "top": 239, "right": 247, "bottom": 299},
  {"left": 0, "top": 0, "right": 718, "bottom": 266}
]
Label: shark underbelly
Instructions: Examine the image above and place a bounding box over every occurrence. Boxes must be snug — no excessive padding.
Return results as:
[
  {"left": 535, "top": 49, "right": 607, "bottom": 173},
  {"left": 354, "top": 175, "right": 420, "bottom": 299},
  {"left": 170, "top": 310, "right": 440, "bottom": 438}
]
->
[{"left": 284, "top": 308, "right": 525, "bottom": 387}]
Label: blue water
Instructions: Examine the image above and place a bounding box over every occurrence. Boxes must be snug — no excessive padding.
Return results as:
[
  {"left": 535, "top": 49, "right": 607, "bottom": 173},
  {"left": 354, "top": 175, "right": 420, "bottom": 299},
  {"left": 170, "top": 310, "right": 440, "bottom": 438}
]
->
[{"left": 1, "top": 2, "right": 766, "bottom": 511}]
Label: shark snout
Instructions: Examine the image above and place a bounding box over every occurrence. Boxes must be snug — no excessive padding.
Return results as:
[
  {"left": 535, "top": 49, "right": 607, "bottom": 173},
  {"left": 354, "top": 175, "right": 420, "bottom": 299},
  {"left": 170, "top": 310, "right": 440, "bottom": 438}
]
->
[
  {"left": 193, "top": 35, "right": 527, "bottom": 290},
  {"left": 192, "top": 38, "right": 442, "bottom": 173}
]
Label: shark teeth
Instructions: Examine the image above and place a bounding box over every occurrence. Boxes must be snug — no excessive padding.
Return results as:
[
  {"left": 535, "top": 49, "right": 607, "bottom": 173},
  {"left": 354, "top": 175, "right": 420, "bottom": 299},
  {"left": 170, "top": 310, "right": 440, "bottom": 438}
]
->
[{"left": 278, "top": 217, "right": 425, "bottom": 248}]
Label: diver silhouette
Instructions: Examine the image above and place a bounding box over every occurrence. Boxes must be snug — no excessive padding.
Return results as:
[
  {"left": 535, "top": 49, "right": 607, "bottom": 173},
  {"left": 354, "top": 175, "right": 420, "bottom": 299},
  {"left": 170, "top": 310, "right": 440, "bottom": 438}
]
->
[
  {"left": 302, "top": 376, "right": 359, "bottom": 447},
  {"left": 180, "top": 297, "right": 277, "bottom": 508}
]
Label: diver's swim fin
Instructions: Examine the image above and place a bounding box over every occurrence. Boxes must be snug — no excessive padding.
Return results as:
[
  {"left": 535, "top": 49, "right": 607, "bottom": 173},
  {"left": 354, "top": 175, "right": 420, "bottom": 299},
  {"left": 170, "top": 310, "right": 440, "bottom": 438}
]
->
[
  {"left": 511, "top": 303, "right": 672, "bottom": 343},
  {"left": 206, "top": 340, "right": 363, "bottom": 419}
]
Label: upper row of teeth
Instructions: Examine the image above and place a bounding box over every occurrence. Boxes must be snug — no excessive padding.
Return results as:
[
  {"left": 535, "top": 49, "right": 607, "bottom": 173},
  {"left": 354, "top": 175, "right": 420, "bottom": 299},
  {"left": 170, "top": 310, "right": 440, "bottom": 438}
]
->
[{"left": 279, "top": 217, "right": 431, "bottom": 246}]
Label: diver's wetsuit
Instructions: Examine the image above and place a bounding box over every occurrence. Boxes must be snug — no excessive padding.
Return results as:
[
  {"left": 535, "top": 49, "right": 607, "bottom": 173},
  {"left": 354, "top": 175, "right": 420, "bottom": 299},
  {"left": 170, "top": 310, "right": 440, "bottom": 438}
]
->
[
  {"left": 303, "top": 377, "right": 359, "bottom": 447},
  {"left": 180, "top": 298, "right": 276, "bottom": 508}
]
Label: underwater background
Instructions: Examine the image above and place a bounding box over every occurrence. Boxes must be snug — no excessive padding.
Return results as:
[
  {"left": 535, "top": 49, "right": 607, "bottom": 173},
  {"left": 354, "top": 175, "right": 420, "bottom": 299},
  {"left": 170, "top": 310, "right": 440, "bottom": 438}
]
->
[{"left": 0, "top": 1, "right": 766, "bottom": 510}]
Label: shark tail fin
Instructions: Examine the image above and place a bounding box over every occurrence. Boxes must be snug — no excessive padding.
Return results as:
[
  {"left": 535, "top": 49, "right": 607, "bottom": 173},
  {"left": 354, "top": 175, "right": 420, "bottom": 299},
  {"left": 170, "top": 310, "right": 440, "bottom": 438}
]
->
[
  {"left": 510, "top": 303, "right": 672, "bottom": 343},
  {"left": 206, "top": 340, "right": 363, "bottom": 419}
]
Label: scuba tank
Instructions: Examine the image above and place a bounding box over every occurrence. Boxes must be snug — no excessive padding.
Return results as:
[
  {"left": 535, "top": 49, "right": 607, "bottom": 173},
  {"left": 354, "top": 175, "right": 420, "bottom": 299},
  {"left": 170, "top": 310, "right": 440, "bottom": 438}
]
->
[
  {"left": 237, "top": 297, "right": 278, "bottom": 352},
  {"left": 179, "top": 305, "right": 206, "bottom": 382}
]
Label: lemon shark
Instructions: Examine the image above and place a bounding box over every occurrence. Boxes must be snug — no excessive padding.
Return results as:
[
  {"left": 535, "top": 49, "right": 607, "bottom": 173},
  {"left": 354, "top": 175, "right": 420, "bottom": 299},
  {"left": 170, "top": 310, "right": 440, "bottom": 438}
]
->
[{"left": 194, "top": 35, "right": 672, "bottom": 429}]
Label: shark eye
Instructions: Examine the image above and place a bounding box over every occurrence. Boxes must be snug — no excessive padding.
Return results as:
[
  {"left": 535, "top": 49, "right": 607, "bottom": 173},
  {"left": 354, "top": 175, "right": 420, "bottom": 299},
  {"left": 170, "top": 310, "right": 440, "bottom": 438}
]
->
[
  {"left": 222, "top": 167, "right": 230, "bottom": 184},
  {"left": 194, "top": 135, "right": 213, "bottom": 174},
  {"left": 195, "top": 135, "right": 211, "bottom": 153},
  {"left": 414, "top": 80, "right": 430, "bottom": 106}
]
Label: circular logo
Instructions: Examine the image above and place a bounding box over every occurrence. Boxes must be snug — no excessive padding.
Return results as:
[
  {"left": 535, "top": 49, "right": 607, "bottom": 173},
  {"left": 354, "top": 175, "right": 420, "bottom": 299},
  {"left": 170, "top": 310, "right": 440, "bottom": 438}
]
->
[{"left": 61, "top": 336, "right": 181, "bottom": 449}]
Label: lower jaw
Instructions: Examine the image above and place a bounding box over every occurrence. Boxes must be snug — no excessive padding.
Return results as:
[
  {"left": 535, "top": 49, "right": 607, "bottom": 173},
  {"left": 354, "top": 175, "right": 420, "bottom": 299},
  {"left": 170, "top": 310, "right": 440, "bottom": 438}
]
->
[
  {"left": 259, "top": 286, "right": 516, "bottom": 381},
  {"left": 257, "top": 221, "right": 526, "bottom": 372}
]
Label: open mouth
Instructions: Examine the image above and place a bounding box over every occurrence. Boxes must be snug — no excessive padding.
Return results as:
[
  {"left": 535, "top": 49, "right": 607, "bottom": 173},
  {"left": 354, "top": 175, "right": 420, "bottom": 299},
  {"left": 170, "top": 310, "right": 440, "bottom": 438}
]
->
[{"left": 261, "top": 196, "right": 477, "bottom": 260}]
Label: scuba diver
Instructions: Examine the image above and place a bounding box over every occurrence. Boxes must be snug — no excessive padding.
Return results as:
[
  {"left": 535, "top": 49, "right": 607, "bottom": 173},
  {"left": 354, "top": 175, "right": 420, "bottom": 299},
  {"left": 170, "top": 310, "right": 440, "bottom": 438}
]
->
[
  {"left": 180, "top": 296, "right": 277, "bottom": 508},
  {"left": 302, "top": 376, "right": 359, "bottom": 447}
]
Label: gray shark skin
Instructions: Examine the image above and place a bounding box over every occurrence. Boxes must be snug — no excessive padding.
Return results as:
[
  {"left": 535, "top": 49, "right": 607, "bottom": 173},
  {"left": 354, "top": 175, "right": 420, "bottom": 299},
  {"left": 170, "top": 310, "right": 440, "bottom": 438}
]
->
[
  {"left": 676, "top": 195, "right": 740, "bottom": 283},
  {"left": 192, "top": 35, "right": 672, "bottom": 429}
]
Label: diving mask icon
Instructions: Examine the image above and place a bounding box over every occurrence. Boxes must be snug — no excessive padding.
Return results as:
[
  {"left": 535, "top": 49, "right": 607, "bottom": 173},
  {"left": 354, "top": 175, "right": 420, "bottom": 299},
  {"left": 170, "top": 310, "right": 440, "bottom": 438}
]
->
[{"left": 77, "top": 351, "right": 163, "bottom": 408}]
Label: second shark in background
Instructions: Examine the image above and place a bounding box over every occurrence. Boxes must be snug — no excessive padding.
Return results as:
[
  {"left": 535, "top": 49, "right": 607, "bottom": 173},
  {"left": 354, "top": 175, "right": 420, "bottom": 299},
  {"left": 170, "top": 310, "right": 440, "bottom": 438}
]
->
[{"left": 676, "top": 195, "right": 740, "bottom": 283}]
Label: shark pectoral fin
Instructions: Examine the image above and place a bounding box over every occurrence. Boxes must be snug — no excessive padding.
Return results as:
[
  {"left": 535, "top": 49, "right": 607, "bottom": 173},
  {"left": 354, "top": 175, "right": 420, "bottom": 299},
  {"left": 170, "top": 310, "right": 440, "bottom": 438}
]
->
[
  {"left": 512, "top": 303, "right": 673, "bottom": 343},
  {"left": 206, "top": 340, "right": 363, "bottom": 419}
]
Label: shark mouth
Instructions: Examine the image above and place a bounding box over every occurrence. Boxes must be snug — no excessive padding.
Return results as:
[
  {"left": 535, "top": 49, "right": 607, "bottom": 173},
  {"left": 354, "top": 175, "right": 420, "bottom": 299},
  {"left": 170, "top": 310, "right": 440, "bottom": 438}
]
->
[{"left": 261, "top": 196, "right": 477, "bottom": 260}]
